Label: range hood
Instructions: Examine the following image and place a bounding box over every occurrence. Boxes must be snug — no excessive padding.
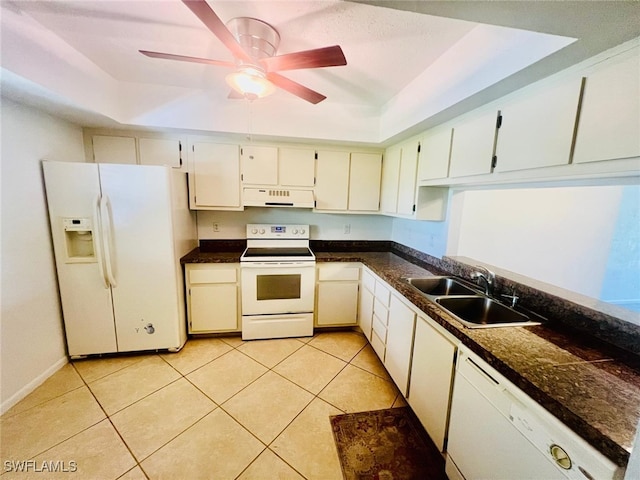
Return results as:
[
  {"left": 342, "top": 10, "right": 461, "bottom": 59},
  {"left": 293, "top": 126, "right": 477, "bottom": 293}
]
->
[{"left": 243, "top": 188, "right": 315, "bottom": 208}]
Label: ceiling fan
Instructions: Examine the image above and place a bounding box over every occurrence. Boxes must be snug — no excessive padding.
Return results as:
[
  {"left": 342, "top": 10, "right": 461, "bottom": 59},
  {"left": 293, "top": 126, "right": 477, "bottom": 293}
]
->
[{"left": 140, "top": 0, "right": 347, "bottom": 104}]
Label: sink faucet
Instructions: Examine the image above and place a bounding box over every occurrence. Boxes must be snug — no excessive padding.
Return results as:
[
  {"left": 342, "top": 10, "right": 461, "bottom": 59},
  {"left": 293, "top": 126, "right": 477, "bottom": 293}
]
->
[{"left": 471, "top": 266, "right": 495, "bottom": 296}]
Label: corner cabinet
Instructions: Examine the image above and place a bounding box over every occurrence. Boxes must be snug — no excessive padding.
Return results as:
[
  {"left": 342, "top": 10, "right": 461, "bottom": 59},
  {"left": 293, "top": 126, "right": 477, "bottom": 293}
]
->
[
  {"left": 189, "top": 142, "right": 242, "bottom": 210},
  {"left": 186, "top": 264, "right": 240, "bottom": 333},
  {"left": 315, "top": 263, "right": 361, "bottom": 327}
]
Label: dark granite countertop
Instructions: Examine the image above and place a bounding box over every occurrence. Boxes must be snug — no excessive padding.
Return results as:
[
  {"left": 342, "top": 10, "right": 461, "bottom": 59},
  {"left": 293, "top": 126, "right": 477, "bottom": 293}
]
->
[{"left": 181, "top": 245, "right": 640, "bottom": 467}]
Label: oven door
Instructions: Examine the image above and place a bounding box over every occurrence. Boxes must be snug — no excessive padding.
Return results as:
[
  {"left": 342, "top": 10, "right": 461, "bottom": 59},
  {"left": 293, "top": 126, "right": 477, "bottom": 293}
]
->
[{"left": 241, "top": 262, "right": 316, "bottom": 315}]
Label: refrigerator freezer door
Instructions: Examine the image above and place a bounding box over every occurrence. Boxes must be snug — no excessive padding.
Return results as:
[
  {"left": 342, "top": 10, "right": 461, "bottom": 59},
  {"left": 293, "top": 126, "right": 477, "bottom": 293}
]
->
[
  {"left": 98, "top": 164, "right": 183, "bottom": 352},
  {"left": 43, "top": 161, "right": 118, "bottom": 356}
]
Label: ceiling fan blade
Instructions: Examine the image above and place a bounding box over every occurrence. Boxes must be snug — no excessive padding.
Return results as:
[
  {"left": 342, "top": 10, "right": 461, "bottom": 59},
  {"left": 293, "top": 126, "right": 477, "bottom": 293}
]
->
[
  {"left": 261, "top": 45, "right": 347, "bottom": 72},
  {"left": 140, "top": 50, "right": 235, "bottom": 68},
  {"left": 182, "top": 0, "right": 253, "bottom": 63},
  {"left": 267, "top": 73, "right": 326, "bottom": 104}
]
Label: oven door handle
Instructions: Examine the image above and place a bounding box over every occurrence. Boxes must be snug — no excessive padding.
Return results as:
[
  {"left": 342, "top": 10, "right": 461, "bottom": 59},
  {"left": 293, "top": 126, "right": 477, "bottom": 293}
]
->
[{"left": 241, "top": 262, "right": 316, "bottom": 268}]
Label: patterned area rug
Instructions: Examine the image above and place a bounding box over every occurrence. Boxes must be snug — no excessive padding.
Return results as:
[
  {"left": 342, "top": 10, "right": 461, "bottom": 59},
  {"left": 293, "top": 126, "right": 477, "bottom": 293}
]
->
[{"left": 330, "top": 407, "right": 447, "bottom": 480}]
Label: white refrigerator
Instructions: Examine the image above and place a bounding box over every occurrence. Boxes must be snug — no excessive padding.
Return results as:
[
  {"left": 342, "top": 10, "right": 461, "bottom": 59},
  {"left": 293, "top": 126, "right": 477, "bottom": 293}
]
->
[{"left": 43, "top": 161, "right": 197, "bottom": 357}]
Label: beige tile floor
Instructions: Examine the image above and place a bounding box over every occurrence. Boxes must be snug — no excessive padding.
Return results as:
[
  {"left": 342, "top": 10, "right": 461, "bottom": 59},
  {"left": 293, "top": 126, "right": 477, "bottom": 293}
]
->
[{"left": 1, "top": 331, "right": 406, "bottom": 480}]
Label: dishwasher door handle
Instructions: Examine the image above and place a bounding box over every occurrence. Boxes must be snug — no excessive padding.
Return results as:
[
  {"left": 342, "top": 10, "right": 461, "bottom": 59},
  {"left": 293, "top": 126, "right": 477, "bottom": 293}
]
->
[{"left": 466, "top": 357, "right": 500, "bottom": 386}]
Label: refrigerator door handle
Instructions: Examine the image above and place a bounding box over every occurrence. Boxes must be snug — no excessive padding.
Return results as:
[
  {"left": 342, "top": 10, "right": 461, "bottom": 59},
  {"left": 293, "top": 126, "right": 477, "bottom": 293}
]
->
[
  {"left": 94, "top": 195, "right": 110, "bottom": 288},
  {"left": 99, "top": 194, "right": 118, "bottom": 288}
]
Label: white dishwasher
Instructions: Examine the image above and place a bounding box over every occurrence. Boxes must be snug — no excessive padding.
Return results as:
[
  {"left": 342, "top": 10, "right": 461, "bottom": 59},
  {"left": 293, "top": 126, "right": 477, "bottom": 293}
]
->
[{"left": 446, "top": 345, "right": 624, "bottom": 480}]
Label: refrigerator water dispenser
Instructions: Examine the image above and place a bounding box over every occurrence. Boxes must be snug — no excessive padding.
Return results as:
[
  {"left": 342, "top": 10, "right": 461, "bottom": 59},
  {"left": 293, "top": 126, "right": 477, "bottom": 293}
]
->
[{"left": 63, "top": 218, "right": 96, "bottom": 262}]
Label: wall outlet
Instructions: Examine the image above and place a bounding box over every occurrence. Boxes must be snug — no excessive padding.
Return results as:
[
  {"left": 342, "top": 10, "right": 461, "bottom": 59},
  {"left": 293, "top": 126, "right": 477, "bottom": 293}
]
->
[
  {"left": 344, "top": 224, "right": 351, "bottom": 234},
  {"left": 213, "top": 222, "right": 220, "bottom": 232}
]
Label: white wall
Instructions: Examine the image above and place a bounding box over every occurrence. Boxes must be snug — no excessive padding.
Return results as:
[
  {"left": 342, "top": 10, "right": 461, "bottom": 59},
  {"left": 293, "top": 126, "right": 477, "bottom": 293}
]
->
[
  {"left": 197, "top": 209, "right": 392, "bottom": 240},
  {"left": 391, "top": 217, "right": 449, "bottom": 258},
  {"left": 1, "top": 98, "right": 85, "bottom": 413},
  {"left": 447, "top": 185, "right": 625, "bottom": 298}
]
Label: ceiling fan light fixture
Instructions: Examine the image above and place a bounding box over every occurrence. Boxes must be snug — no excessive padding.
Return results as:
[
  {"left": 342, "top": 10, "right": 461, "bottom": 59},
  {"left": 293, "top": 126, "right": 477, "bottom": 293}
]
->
[{"left": 226, "top": 68, "right": 275, "bottom": 99}]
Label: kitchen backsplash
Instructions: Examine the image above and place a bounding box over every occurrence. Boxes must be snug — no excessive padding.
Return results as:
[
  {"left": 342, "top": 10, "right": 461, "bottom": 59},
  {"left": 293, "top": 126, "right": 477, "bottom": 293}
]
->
[{"left": 196, "top": 209, "right": 392, "bottom": 240}]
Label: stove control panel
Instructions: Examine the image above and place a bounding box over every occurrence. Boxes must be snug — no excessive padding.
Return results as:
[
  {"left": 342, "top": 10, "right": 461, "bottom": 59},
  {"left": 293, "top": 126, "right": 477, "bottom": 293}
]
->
[{"left": 246, "top": 224, "right": 309, "bottom": 239}]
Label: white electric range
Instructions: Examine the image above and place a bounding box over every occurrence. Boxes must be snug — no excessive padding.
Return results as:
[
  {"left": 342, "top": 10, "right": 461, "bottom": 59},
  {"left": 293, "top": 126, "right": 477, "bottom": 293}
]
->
[{"left": 240, "top": 224, "right": 315, "bottom": 340}]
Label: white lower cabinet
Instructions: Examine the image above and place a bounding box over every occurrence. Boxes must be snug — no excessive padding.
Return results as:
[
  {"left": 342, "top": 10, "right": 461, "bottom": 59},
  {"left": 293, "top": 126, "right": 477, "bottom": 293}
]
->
[
  {"left": 358, "top": 265, "right": 459, "bottom": 453},
  {"left": 407, "top": 314, "right": 458, "bottom": 452},
  {"left": 358, "top": 268, "right": 375, "bottom": 340},
  {"left": 315, "top": 263, "right": 360, "bottom": 327},
  {"left": 186, "top": 264, "right": 240, "bottom": 333},
  {"left": 384, "top": 294, "right": 416, "bottom": 396}
]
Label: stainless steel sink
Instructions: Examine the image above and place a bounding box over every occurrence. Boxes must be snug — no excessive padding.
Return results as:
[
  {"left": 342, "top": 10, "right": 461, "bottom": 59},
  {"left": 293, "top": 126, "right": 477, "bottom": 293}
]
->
[
  {"left": 435, "top": 296, "right": 542, "bottom": 329},
  {"left": 406, "top": 277, "right": 478, "bottom": 297}
]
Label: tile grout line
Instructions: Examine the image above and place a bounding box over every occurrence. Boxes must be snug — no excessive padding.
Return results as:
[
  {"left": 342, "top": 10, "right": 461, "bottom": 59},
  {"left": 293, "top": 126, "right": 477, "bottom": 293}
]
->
[{"left": 70, "top": 361, "right": 150, "bottom": 480}]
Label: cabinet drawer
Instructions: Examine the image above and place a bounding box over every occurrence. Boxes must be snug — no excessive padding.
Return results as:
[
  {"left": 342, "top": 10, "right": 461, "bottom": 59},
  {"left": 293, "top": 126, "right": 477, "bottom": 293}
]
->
[
  {"left": 372, "top": 315, "right": 388, "bottom": 342},
  {"left": 373, "top": 298, "right": 389, "bottom": 324},
  {"left": 362, "top": 269, "right": 376, "bottom": 292},
  {"left": 374, "top": 281, "right": 391, "bottom": 306},
  {"left": 189, "top": 267, "right": 237, "bottom": 284},
  {"left": 371, "top": 329, "right": 386, "bottom": 360},
  {"left": 318, "top": 263, "right": 360, "bottom": 281}
]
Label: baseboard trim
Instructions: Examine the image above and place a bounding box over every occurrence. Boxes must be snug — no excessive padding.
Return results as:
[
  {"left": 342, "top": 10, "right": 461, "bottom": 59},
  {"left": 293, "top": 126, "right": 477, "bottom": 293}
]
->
[{"left": 1, "top": 356, "right": 68, "bottom": 415}]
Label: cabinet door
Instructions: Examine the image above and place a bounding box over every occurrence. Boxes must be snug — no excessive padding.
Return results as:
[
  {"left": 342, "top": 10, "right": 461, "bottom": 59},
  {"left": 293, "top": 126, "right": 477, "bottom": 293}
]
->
[
  {"left": 408, "top": 315, "right": 456, "bottom": 451},
  {"left": 449, "top": 110, "right": 498, "bottom": 177},
  {"left": 358, "top": 285, "right": 374, "bottom": 340},
  {"left": 380, "top": 145, "right": 401, "bottom": 213},
  {"left": 279, "top": 147, "right": 315, "bottom": 187},
  {"left": 397, "top": 140, "right": 419, "bottom": 216},
  {"left": 574, "top": 50, "right": 640, "bottom": 163},
  {"left": 139, "top": 138, "right": 182, "bottom": 169},
  {"left": 241, "top": 145, "right": 278, "bottom": 185},
  {"left": 349, "top": 152, "right": 382, "bottom": 211},
  {"left": 495, "top": 78, "right": 582, "bottom": 172},
  {"left": 384, "top": 294, "right": 416, "bottom": 395},
  {"left": 92, "top": 135, "right": 137, "bottom": 164},
  {"left": 191, "top": 143, "right": 241, "bottom": 208},
  {"left": 316, "top": 281, "right": 359, "bottom": 326},
  {"left": 190, "top": 284, "right": 238, "bottom": 332},
  {"left": 418, "top": 128, "right": 452, "bottom": 181},
  {"left": 315, "top": 150, "right": 350, "bottom": 210}
]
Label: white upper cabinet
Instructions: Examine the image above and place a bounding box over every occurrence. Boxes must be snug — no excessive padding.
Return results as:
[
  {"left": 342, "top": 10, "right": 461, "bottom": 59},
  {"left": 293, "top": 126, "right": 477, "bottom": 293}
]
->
[
  {"left": 279, "top": 147, "right": 316, "bottom": 187},
  {"left": 380, "top": 144, "right": 402, "bottom": 214},
  {"left": 139, "top": 137, "right": 183, "bottom": 169},
  {"left": 348, "top": 152, "right": 382, "bottom": 211},
  {"left": 495, "top": 78, "right": 583, "bottom": 172},
  {"left": 315, "top": 150, "right": 350, "bottom": 210},
  {"left": 573, "top": 47, "right": 640, "bottom": 164},
  {"left": 397, "top": 139, "right": 420, "bottom": 216},
  {"left": 418, "top": 128, "right": 452, "bottom": 181},
  {"left": 315, "top": 150, "right": 382, "bottom": 212},
  {"left": 449, "top": 108, "right": 498, "bottom": 178},
  {"left": 241, "top": 145, "right": 278, "bottom": 185},
  {"left": 92, "top": 135, "right": 137, "bottom": 165},
  {"left": 190, "top": 142, "right": 242, "bottom": 210}
]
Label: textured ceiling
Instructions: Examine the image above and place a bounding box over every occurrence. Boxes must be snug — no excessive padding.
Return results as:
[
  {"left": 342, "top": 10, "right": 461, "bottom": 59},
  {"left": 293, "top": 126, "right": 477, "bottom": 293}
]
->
[{"left": 2, "top": 1, "right": 639, "bottom": 143}]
